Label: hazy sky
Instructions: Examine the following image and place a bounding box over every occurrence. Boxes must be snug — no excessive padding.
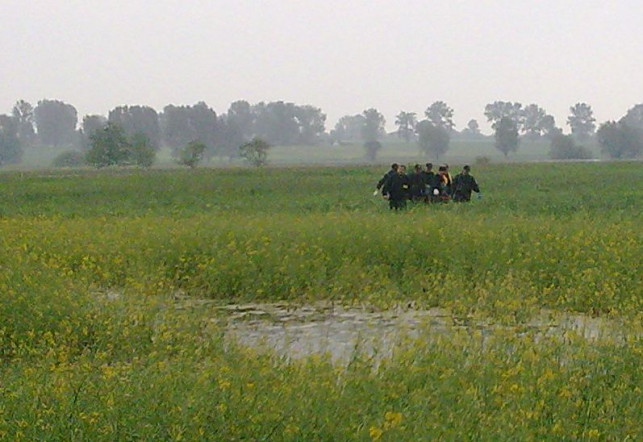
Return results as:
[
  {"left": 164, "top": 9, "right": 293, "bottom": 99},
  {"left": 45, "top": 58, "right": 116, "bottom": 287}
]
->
[{"left": 2, "top": 0, "right": 641, "bottom": 133}]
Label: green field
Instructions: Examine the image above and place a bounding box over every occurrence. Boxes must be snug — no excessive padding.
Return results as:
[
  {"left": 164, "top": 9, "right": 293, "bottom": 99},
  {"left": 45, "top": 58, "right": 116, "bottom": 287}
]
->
[{"left": 1, "top": 162, "right": 641, "bottom": 439}]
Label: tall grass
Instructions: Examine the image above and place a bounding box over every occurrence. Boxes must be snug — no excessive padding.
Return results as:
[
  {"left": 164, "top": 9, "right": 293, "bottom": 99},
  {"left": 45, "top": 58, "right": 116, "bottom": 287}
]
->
[{"left": 0, "top": 162, "right": 641, "bottom": 439}]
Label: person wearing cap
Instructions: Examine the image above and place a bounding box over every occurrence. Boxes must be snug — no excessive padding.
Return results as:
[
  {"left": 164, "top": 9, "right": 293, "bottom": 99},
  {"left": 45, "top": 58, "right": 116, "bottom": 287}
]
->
[{"left": 452, "top": 165, "right": 480, "bottom": 202}]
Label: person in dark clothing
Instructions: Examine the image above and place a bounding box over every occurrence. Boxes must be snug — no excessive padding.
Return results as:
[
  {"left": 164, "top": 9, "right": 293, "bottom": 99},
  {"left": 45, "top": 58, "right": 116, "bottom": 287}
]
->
[
  {"left": 398, "top": 164, "right": 411, "bottom": 202},
  {"left": 452, "top": 165, "right": 480, "bottom": 202},
  {"left": 382, "top": 166, "right": 410, "bottom": 210},
  {"left": 420, "top": 163, "right": 436, "bottom": 202},
  {"left": 375, "top": 163, "right": 398, "bottom": 196},
  {"left": 408, "top": 164, "right": 425, "bottom": 202}
]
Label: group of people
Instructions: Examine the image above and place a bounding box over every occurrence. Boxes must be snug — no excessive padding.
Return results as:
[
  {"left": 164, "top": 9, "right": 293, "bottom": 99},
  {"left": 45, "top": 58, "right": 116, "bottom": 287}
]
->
[{"left": 375, "top": 162, "right": 481, "bottom": 210}]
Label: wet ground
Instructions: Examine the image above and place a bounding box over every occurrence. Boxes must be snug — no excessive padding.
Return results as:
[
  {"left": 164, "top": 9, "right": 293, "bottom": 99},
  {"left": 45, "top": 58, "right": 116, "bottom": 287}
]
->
[{"left": 211, "top": 302, "right": 637, "bottom": 363}]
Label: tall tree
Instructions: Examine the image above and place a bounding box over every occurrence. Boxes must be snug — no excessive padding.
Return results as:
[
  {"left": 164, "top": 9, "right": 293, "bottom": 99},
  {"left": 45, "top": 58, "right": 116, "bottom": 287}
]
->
[
  {"left": 597, "top": 121, "right": 642, "bottom": 159},
  {"left": 361, "top": 108, "right": 385, "bottom": 142},
  {"left": 460, "top": 119, "right": 482, "bottom": 138},
  {"left": 567, "top": 103, "right": 596, "bottom": 141},
  {"left": 494, "top": 117, "right": 519, "bottom": 157},
  {"left": 12, "top": 100, "right": 36, "bottom": 146},
  {"left": 331, "top": 114, "right": 365, "bottom": 142},
  {"left": 108, "top": 105, "right": 161, "bottom": 150},
  {"left": 521, "top": 104, "right": 554, "bottom": 140},
  {"left": 34, "top": 99, "right": 78, "bottom": 147},
  {"left": 226, "top": 100, "right": 254, "bottom": 141},
  {"left": 252, "top": 101, "right": 300, "bottom": 146},
  {"left": 395, "top": 111, "right": 417, "bottom": 142},
  {"left": 0, "top": 114, "right": 23, "bottom": 164},
  {"left": 484, "top": 101, "right": 524, "bottom": 131},
  {"left": 294, "top": 105, "right": 326, "bottom": 145},
  {"left": 539, "top": 115, "right": 559, "bottom": 140},
  {"left": 467, "top": 119, "right": 481, "bottom": 135},
  {"left": 417, "top": 120, "right": 450, "bottom": 160},
  {"left": 620, "top": 104, "right": 643, "bottom": 134},
  {"left": 80, "top": 115, "right": 108, "bottom": 150},
  {"left": 161, "top": 102, "right": 218, "bottom": 155},
  {"left": 216, "top": 115, "right": 244, "bottom": 159},
  {"left": 425, "top": 101, "right": 454, "bottom": 131},
  {"left": 86, "top": 123, "right": 131, "bottom": 167}
]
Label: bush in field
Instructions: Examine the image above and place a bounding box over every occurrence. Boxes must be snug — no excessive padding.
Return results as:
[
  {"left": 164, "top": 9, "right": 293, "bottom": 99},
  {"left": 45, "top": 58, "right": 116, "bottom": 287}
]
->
[
  {"left": 130, "top": 133, "right": 156, "bottom": 168},
  {"left": 87, "top": 124, "right": 157, "bottom": 168},
  {"left": 475, "top": 156, "right": 491, "bottom": 166},
  {"left": 549, "top": 134, "right": 593, "bottom": 160},
  {"left": 240, "top": 137, "right": 270, "bottom": 167},
  {"left": 51, "top": 150, "right": 86, "bottom": 168},
  {"left": 177, "top": 140, "right": 206, "bottom": 168},
  {"left": 86, "top": 123, "right": 131, "bottom": 167}
]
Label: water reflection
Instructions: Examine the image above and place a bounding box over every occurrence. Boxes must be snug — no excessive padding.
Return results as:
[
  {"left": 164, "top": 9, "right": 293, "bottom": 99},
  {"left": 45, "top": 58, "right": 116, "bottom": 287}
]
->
[{"left": 215, "top": 302, "right": 636, "bottom": 363}]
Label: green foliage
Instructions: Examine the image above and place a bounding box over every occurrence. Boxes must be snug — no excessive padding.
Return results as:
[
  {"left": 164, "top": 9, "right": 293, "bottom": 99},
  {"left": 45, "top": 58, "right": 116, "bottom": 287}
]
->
[
  {"left": 33, "top": 99, "right": 78, "bottom": 147},
  {"left": 417, "top": 120, "right": 450, "bottom": 160},
  {"left": 494, "top": 116, "right": 520, "bottom": 157},
  {"left": 109, "top": 105, "right": 161, "bottom": 150},
  {"left": 361, "top": 108, "right": 385, "bottom": 142},
  {"left": 0, "top": 116, "right": 23, "bottom": 165},
  {"left": 567, "top": 102, "right": 596, "bottom": 141},
  {"left": 86, "top": 124, "right": 156, "bottom": 168},
  {"left": 597, "top": 121, "right": 642, "bottom": 159},
  {"left": 51, "top": 150, "right": 86, "bottom": 168},
  {"left": 130, "top": 133, "right": 156, "bottom": 168},
  {"left": 177, "top": 140, "right": 206, "bottom": 168},
  {"left": 0, "top": 163, "right": 640, "bottom": 439},
  {"left": 86, "top": 123, "right": 131, "bottom": 167},
  {"left": 549, "top": 134, "right": 593, "bottom": 160},
  {"left": 394, "top": 111, "right": 417, "bottom": 142},
  {"left": 424, "top": 101, "right": 454, "bottom": 130},
  {"left": 162, "top": 102, "right": 217, "bottom": 154},
  {"left": 239, "top": 137, "right": 270, "bottom": 167}
]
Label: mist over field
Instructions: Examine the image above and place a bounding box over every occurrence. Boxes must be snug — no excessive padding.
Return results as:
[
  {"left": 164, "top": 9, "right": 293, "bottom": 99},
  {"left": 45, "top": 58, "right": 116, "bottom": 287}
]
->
[
  {"left": 1, "top": 2, "right": 642, "bottom": 439},
  {"left": 1, "top": 1, "right": 641, "bottom": 169}
]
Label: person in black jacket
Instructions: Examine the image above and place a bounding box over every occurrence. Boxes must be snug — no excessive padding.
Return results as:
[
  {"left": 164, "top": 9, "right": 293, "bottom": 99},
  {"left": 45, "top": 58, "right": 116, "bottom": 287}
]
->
[
  {"left": 421, "top": 163, "right": 437, "bottom": 202},
  {"left": 382, "top": 166, "right": 410, "bottom": 210},
  {"left": 452, "top": 165, "right": 480, "bottom": 202},
  {"left": 375, "top": 163, "right": 398, "bottom": 196},
  {"left": 408, "top": 164, "right": 426, "bottom": 202}
]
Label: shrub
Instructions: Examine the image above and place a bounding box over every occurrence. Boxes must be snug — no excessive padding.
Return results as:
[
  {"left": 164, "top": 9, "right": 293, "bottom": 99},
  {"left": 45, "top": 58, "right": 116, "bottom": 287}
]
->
[
  {"left": 51, "top": 150, "right": 86, "bottom": 168},
  {"left": 549, "top": 134, "right": 593, "bottom": 160},
  {"left": 240, "top": 137, "right": 270, "bottom": 167},
  {"left": 177, "top": 141, "right": 206, "bottom": 168}
]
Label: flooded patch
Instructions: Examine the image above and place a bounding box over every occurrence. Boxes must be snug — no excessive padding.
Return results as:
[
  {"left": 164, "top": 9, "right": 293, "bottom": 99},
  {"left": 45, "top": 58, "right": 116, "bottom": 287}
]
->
[{"left": 214, "top": 302, "right": 637, "bottom": 363}]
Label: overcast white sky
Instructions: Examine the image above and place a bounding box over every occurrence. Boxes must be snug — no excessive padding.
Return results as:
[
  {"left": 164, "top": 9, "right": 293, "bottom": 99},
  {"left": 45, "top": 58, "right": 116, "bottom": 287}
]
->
[{"left": 1, "top": 0, "right": 641, "bottom": 133}]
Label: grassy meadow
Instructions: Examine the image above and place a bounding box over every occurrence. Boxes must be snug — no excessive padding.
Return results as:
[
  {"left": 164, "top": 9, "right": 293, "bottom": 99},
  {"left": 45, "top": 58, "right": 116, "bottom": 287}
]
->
[{"left": 0, "top": 161, "right": 641, "bottom": 439}]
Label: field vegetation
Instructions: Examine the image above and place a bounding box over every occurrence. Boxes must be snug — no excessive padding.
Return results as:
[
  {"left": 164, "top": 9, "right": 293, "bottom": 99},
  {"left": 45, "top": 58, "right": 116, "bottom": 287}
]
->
[{"left": 0, "top": 162, "right": 641, "bottom": 439}]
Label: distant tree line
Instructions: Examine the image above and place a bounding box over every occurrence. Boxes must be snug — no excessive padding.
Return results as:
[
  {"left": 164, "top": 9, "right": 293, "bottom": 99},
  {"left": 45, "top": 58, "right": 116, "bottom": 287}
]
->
[{"left": 1, "top": 98, "right": 641, "bottom": 167}]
